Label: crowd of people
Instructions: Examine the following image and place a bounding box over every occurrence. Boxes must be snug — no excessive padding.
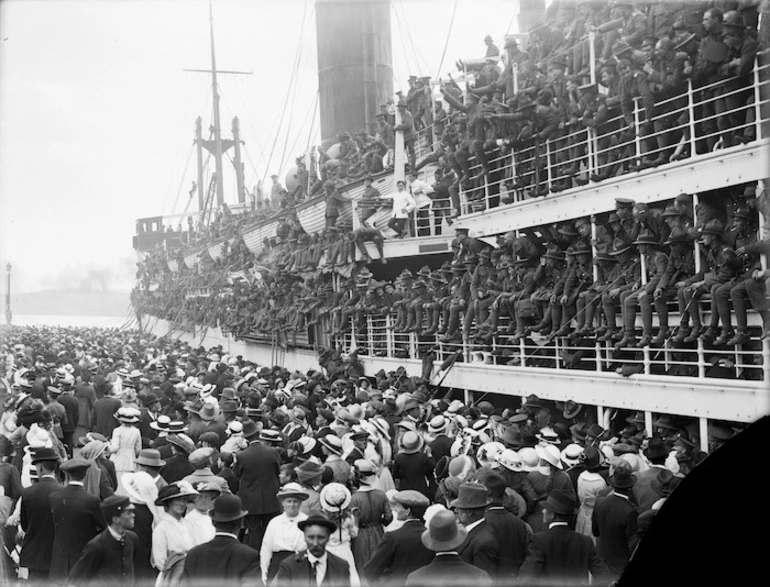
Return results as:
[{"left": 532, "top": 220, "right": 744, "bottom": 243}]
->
[
  {"left": 0, "top": 325, "right": 746, "bottom": 585},
  {"left": 133, "top": 182, "right": 770, "bottom": 383}
]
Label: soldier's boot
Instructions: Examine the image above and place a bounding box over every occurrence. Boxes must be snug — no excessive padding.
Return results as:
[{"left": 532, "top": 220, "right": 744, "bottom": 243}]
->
[
  {"left": 726, "top": 329, "right": 750, "bottom": 346},
  {"left": 713, "top": 327, "right": 734, "bottom": 346}
]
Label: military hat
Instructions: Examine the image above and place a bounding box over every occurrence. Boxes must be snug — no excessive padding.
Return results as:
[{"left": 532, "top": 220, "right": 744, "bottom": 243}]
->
[
  {"left": 478, "top": 249, "right": 492, "bottom": 260},
  {"left": 594, "top": 250, "right": 618, "bottom": 263},
  {"left": 573, "top": 241, "right": 591, "bottom": 255},
  {"left": 397, "top": 269, "right": 414, "bottom": 280},
  {"left": 641, "top": 35, "right": 658, "bottom": 47},
  {"left": 612, "top": 40, "right": 633, "bottom": 57},
  {"left": 662, "top": 204, "right": 680, "bottom": 217},
  {"left": 544, "top": 244, "right": 565, "bottom": 260},
  {"left": 700, "top": 219, "right": 724, "bottom": 236},
  {"left": 599, "top": 58, "right": 618, "bottom": 72},
  {"left": 417, "top": 265, "right": 432, "bottom": 278},
  {"left": 60, "top": 458, "right": 90, "bottom": 475},
  {"left": 674, "top": 32, "right": 698, "bottom": 51},
  {"left": 557, "top": 223, "right": 579, "bottom": 237},
  {"left": 615, "top": 197, "right": 635, "bottom": 209},
  {"left": 504, "top": 35, "right": 518, "bottom": 48},
  {"left": 633, "top": 229, "right": 658, "bottom": 245},
  {"left": 610, "top": 237, "right": 633, "bottom": 255},
  {"left": 412, "top": 280, "right": 427, "bottom": 289}
]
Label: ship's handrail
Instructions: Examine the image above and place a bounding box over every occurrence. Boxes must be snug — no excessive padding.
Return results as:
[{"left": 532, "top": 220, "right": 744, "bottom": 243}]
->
[{"left": 456, "top": 54, "right": 769, "bottom": 218}]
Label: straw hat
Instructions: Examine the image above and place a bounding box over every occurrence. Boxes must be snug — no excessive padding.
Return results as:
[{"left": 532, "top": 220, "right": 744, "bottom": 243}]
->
[
  {"left": 320, "top": 482, "right": 352, "bottom": 512},
  {"left": 114, "top": 407, "right": 140, "bottom": 424},
  {"left": 398, "top": 431, "right": 424, "bottom": 454},
  {"left": 276, "top": 482, "right": 310, "bottom": 501},
  {"left": 518, "top": 447, "right": 539, "bottom": 471},
  {"left": 560, "top": 443, "right": 584, "bottom": 468},
  {"left": 536, "top": 443, "right": 563, "bottom": 469},
  {"left": 497, "top": 449, "right": 523, "bottom": 472}
]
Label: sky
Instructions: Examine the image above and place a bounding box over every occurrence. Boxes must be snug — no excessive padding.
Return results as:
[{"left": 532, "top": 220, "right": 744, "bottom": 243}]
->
[{"left": 0, "top": 0, "right": 523, "bottom": 294}]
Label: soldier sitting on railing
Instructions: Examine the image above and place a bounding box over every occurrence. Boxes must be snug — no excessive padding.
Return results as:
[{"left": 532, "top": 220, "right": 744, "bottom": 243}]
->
[
  {"left": 567, "top": 242, "right": 605, "bottom": 339},
  {"left": 526, "top": 244, "right": 568, "bottom": 340},
  {"left": 387, "top": 269, "right": 415, "bottom": 332},
  {"left": 438, "top": 261, "right": 470, "bottom": 343},
  {"left": 673, "top": 219, "right": 741, "bottom": 344}
]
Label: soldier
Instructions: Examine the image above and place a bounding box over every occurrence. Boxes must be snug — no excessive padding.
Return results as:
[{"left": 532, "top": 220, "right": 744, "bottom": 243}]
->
[
  {"left": 594, "top": 1, "right": 647, "bottom": 61},
  {"left": 645, "top": 227, "right": 696, "bottom": 347},
  {"left": 598, "top": 237, "right": 641, "bottom": 342},
  {"left": 616, "top": 230, "right": 669, "bottom": 349},
  {"left": 572, "top": 245, "right": 613, "bottom": 338},
  {"left": 404, "top": 268, "right": 432, "bottom": 333},
  {"left": 440, "top": 261, "right": 471, "bottom": 343},
  {"left": 394, "top": 101, "right": 418, "bottom": 172},
  {"left": 560, "top": 242, "right": 593, "bottom": 337},
  {"left": 526, "top": 244, "right": 567, "bottom": 339},
  {"left": 728, "top": 237, "right": 770, "bottom": 344},
  {"left": 674, "top": 220, "right": 740, "bottom": 344},
  {"left": 389, "top": 269, "right": 415, "bottom": 332}
]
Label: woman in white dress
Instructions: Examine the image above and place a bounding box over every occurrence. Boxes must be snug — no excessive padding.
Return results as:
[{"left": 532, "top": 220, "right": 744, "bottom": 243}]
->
[
  {"left": 110, "top": 407, "right": 142, "bottom": 495},
  {"left": 152, "top": 482, "right": 198, "bottom": 586},
  {"left": 575, "top": 446, "right": 608, "bottom": 539},
  {"left": 320, "top": 483, "right": 360, "bottom": 587},
  {"left": 260, "top": 482, "right": 309, "bottom": 584}
]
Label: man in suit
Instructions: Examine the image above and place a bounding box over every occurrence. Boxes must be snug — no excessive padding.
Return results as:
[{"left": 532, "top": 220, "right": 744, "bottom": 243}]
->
[
  {"left": 235, "top": 423, "right": 282, "bottom": 551},
  {"left": 632, "top": 436, "right": 669, "bottom": 511},
  {"left": 273, "top": 514, "right": 351, "bottom": 587},
  {"left": 90, "top": 387, "right": 122, "bottom": 438},
  {"left": 57, "top": 385, "right": 79, "bottom": 457},
  {"left": 520, "top": 488, "right": 610, "bottom": 585},
  {"left": 68, "top": 495, "right": 139, "bottom": 585},
  {"left": 363, "top": 490, "right": 434, "bottom": 587},
  {"left": 182, "top": 494, "right": 261, "bottom": 586},
  {"left": 19, "top": 447, "right": 62, "bottom": 581},
  {"left": 452, "top": 482, "right": 500, "bottom": 578},
  {"left": 481, "top": 473, "right": 530, "bottom": 581},
  {"left": 49, "top": 458, "right": 105, "bottom": 581},
  {"left": 592, "top": 461, "right": 639, "bottom": 580},
  {"left": 406, "top": 509, "right": 492, "bottom": 587}
]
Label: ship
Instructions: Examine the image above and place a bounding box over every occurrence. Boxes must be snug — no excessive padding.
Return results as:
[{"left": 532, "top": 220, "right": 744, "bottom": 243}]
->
[{"left": 132, "top": 0, "right": 770, "bottom": 454}]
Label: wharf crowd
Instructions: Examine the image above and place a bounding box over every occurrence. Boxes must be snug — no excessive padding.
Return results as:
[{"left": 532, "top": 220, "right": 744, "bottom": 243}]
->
[{"left": 0, "top": 325, "right": 745, "bottom": 586}]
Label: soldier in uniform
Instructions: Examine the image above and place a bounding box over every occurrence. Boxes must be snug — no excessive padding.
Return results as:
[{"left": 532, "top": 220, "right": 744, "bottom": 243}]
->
[
  {"left": 440, "top": 262, "right": 471, "bottom": 342},
  {"left": 616, "top": 230, "right": 669, "bottom": 349},
  {"left": 390, "top": 270, "right": 416, "bottom": 332},
  {"left": 674, "top": 220, "right": 740, "bottom": 343},
  {"left": 598, "top": 237, "right": 641, "bottom": 342},
  {"left": 404, "top": 268, "right": 432, "bottom": 333},
  {"left": 572, "top": 245, "right": 612, "bottom": 337},
  {"left": 527, "top": 244, "right": 567, "bottom": 338},
  {"left": 395, "top": 101, "right": 418, "bottom": 172}
]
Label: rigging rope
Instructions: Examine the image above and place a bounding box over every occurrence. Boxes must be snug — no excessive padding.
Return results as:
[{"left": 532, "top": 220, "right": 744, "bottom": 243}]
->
[
  {"left": 435, "top": 0, "right": 459, "bottom": 80},
  {"left": 263, "top": 0, "right": 310, "bottom": 180}
]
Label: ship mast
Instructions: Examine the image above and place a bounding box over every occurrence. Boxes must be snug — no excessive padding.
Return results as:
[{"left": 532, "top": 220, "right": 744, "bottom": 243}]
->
[{"left": 184, "top": 1, "right": 251, "bottom": 217}]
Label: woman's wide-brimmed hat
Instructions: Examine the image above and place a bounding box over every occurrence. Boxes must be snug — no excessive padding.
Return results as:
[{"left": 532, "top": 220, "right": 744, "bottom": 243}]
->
[
  {"left": 319, "top": 482, "right": 352, "bottom": 512},
  {"left": 123, "top": 471, "right": 159, "bottom": 505},
  {"left": 154, "top": 481, "right": 199, "bottom": 505},
  {"left": 114, "top": 407, "right": 140, "bottom": 423},
  {"left": 536, "top": 443, "right": 563, "bottom": 469},
  {"left": 166, "top": 433, "right": 196, "bottom": 455},
  {"left": 276, "top": 482, "right": 310, "bottom": 502}
]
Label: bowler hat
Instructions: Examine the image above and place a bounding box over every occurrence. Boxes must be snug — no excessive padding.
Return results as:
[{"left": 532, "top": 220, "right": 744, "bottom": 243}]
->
[
  {"left": 421, "top": 509, "right": 467, "bottom": 551},
  {"left": 608, "top": 461, "right": 636, "bottom": 489},
  {"left": 298, "top": 514, "right": 337, "bottom": 534},
  {"left": 543, "top": 488, "right": 576, "bottom": 515},
  {"left": 209, "top": 494, "right": 249, "bottom": 522},
  {"left": 450, "top": 482, "right": 492, "bottom": 509}
]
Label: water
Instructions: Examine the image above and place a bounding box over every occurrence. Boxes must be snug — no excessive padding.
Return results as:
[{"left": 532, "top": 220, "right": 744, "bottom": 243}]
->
[{"left": 2, "top": 314, "right": 133, "bottom": 328}]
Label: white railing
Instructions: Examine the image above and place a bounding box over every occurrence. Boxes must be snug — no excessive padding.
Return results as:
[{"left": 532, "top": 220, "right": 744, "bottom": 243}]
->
[{"left": 457, "top": 54, "right": 770, "bottom": 216}]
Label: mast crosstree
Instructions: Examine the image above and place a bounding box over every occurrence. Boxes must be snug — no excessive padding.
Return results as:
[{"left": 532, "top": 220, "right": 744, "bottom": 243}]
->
[{"left": 184, "top": 2, "right": 251, "bottom": 216}]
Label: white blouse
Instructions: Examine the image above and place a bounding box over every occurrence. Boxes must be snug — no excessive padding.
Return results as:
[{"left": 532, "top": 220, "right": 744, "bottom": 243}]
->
[
  {"left": 152, "top": 511, "right": 194, "bottom": 571},
  {"left": 182, "top": 508, "right": 216, "bottom": 548},
  {"left": 260, "top": 511, "right": 309, "bottom": 581}
]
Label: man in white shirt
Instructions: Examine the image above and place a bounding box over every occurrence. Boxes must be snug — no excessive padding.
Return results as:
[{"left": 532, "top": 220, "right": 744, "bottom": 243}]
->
[
  {"left": 385, "top": 180, "right": 417, "bottom": 238},
  {"left": 407, "top": 172, "right": 435, "bottom": 237}
]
